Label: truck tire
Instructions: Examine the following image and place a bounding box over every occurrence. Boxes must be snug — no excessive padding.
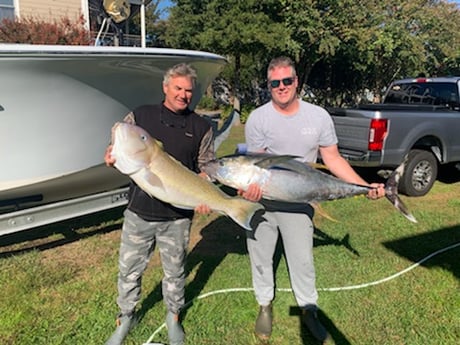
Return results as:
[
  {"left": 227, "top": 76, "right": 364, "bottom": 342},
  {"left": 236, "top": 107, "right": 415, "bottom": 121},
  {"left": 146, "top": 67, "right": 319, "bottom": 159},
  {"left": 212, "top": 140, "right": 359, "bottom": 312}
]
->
[{"left": 399, "top": 149, "right": 438, "bottom": 196}]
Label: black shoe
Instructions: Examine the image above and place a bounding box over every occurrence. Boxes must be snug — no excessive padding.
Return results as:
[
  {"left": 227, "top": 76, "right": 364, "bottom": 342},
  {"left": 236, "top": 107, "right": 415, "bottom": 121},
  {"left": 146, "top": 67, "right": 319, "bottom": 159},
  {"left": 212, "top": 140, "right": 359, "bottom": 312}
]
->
[
  {"left": 302, "top": 307, "right": 328, "bottom": 342},
  {"left": 105, "top": 313, "right": 136, "bottom": 345},
  {"left": 255, "top": 304, "right": 272, "bottom": 340}
]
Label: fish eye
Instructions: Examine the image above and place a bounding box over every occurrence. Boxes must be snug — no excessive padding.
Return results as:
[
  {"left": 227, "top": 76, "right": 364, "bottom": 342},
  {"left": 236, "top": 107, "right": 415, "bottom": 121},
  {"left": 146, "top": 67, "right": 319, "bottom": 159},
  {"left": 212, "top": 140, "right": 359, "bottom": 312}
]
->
[{"left": 140, "top": 134, "right": 147, "bottom": 141}]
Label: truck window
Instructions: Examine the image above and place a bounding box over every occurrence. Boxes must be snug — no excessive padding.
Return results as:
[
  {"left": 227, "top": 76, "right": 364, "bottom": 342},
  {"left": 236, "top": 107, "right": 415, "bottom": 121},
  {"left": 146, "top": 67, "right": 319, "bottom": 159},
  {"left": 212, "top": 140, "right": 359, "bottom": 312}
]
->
[{"left": 384, "top": 82, "right": 459, "bottom": 110}]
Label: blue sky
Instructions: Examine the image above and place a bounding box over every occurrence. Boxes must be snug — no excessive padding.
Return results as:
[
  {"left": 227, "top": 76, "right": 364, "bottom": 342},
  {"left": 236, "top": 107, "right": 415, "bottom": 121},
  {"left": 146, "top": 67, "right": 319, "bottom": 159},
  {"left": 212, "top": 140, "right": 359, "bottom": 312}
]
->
[{"left": 157, "top": 0, "right": 172, "bottom": 16}]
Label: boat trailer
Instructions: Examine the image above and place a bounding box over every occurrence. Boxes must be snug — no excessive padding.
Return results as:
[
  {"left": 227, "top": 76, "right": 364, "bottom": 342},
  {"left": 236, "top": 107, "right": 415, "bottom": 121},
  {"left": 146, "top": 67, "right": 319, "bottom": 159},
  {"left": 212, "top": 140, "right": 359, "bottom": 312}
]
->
[{"left": 0, "top": 187, "right": 128, "bottom": 237}]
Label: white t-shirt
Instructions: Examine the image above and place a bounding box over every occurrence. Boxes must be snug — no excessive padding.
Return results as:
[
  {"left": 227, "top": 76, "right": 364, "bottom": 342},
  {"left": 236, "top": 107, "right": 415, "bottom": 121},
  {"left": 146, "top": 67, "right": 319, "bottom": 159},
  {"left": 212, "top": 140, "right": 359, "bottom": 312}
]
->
[{"left": 245, "top": 100, "right": 338, "bottom": 163}]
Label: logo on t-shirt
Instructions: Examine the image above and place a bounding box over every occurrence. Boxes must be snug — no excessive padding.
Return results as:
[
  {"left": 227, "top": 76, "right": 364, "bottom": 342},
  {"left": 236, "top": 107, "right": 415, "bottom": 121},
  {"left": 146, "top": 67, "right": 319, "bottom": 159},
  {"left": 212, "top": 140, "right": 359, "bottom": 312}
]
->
[{"left": 301, "top": 127, "right": 317, "bottom": 136}]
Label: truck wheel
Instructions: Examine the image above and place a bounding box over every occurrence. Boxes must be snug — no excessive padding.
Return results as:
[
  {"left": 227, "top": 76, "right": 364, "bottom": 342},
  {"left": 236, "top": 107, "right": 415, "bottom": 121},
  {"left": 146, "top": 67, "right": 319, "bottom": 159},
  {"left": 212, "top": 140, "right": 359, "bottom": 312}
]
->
[{"left": 399, "top": 149, "right": 438, "bottom": 196}]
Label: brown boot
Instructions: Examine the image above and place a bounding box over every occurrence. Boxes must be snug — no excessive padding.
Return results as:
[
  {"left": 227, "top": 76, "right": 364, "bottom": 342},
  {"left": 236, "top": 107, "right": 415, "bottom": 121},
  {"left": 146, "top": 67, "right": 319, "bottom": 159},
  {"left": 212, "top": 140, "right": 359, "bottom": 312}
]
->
[{"left": 255, "top": 304, "right": 272, "bottom": 340}]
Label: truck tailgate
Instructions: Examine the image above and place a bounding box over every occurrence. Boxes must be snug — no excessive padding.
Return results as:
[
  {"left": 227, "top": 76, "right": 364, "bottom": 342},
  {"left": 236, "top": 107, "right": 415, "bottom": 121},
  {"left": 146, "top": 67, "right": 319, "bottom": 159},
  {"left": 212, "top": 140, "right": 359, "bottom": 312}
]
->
[
  {"left": 329, "top": 110, "right": 384, "bottom": 166},
  {"left": 332, "top": 116, "right": 370, "bottom": 151}
]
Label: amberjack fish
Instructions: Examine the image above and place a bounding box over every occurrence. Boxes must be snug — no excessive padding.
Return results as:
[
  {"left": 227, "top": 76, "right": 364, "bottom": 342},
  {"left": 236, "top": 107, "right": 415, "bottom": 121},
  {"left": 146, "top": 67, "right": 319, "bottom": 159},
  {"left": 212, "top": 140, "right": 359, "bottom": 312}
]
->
[
  {"left": 110, "top": 122, "right": 264, "bottom": 230},
  {"left": 202, "top": 154, "right": 417, "bottom": 223}
]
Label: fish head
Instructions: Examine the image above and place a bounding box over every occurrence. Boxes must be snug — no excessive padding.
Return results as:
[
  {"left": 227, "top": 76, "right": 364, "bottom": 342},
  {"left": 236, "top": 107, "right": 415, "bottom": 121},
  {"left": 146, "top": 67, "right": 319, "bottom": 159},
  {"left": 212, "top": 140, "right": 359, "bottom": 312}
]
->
[
  {"left": 202, "top": 155, "right": 267, "bottom": 190},
  {"left": 111, "top": 122, "right": 157, "bottom": 175}
]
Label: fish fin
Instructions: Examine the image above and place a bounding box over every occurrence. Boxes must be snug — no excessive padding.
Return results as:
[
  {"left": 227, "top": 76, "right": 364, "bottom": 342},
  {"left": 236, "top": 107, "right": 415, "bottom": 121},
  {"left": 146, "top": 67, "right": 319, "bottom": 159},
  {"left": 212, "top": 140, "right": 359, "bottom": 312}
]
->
[
  {"left": 153, "top": 138, "right": 165, "bottom": 149},
  {"left": 310, "top": 202, "right": 338, "bottom": 222},
  {"left": 272, "top": 160, "right": 331, "bottom": 176},
  {"left": 308, "top": 162, "right": 329, "bottom": 170},
  {"left": 171, "top": 204, "right": 193, "bottom": 209},
  {"left": 254, "top": 155, "right": 300, "bottom": 169},
  {"left": 143, "top": 172, "right": 164, "bottom": 190},
  {"left": 226, "top": 198, "right": 265, "bottom": 230},
  {"left": 271, "top": 159, "right": 319, "bottom": 175},
  {"left": 384, "top": 161, "right": 418, "bottom": 223}
]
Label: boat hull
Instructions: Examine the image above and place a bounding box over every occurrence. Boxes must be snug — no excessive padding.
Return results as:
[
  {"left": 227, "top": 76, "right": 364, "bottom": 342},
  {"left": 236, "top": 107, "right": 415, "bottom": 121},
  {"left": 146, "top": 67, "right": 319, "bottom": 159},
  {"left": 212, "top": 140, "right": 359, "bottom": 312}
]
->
[{"left": 0, "top": 44, "right": 226, "bottom": 213}]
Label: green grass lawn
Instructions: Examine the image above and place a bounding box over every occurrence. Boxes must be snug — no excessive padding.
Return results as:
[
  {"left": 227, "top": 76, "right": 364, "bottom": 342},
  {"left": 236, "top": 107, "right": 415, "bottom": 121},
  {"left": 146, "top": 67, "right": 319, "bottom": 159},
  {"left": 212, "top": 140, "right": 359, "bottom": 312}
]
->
[{"left": 1, "top": 124, "right": 459, "bottom": 345}]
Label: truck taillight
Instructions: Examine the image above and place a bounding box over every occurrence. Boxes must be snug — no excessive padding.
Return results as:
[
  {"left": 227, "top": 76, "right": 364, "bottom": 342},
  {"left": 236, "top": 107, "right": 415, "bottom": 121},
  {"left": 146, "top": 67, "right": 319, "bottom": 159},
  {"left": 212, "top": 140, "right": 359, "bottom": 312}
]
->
[{"left": 368, "top": 119, "right": 388, "bottom": 151}]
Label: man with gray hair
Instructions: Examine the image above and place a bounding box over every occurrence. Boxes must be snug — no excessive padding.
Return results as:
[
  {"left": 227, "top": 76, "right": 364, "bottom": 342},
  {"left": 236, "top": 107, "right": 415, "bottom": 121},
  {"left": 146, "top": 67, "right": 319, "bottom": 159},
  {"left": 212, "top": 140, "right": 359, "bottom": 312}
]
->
[{"left": 104, "top": 63, "right": 214, "bottom": 345}]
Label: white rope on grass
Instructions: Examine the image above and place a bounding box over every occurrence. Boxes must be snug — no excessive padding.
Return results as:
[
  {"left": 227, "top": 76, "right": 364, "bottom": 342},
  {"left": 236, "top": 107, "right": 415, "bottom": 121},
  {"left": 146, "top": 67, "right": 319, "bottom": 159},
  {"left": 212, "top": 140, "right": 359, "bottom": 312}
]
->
[
  {"left": 142, "top": 242, "right": 460, "bottom": 345},
  {"left": 142, "top": 288, "right": 255, "bottom": 344},
  {"left": 317, "top": 242, "right": 460, "bottom": 291}
]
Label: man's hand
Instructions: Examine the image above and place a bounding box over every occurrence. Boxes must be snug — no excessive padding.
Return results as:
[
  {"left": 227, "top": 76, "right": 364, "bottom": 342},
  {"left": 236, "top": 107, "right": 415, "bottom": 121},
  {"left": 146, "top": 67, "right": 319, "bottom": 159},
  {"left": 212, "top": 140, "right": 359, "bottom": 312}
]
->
[
  {"left": 195, "top": 172, "right": 212, "bottom": 214},
  {"left": 238, "top": 183, "right": 263, "bottom": 202},
  {"left": 367, "top": 183, "right": 385, "bottom": 199},
  {"left": 195, "top": 204, "right": 211, "bottom": 215},
  {"left": 104, "top": 145, "right": 116, "bottom": 167}
]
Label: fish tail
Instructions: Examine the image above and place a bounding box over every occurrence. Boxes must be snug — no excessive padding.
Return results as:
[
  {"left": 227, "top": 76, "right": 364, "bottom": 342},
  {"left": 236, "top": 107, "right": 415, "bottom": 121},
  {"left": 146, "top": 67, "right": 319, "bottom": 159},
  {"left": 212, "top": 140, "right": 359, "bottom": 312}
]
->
[
  {"left": 385, "top": 161, "right": 418, "bottom": 223},
  {"left": 227, "top": 198, "right": 265, "bottom": 231}
]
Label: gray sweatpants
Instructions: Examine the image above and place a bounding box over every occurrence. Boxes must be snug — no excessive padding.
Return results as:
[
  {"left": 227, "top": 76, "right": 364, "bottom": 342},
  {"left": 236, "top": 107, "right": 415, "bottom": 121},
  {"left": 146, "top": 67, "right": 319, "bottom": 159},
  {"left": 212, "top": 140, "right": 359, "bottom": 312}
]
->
[
  {"left": 247, "top": 211, "right": 318, "bottom": 307},
  {"left": 116, "top": 209, "right": 191, "bottom": 316}
]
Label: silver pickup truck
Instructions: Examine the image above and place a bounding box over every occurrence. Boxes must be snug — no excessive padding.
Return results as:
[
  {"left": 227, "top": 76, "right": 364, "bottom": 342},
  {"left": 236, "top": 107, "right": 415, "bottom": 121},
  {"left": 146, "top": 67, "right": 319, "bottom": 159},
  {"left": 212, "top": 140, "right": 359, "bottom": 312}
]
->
[{"left": 328, "top": 76, "right": 460, "bottom": 196}]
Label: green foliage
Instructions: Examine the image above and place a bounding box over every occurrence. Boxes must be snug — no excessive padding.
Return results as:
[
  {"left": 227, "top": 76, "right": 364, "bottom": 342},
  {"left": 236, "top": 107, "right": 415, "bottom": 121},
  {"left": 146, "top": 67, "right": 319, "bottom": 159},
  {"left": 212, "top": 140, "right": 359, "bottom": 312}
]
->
[
  {"left": 283, "top": 0, "right": 460, "bottom": 102},
  {"left": 197, "top": 95, "right": 219, "bottom": 110},
  {"left": 0, "top": 15, "right": 92, "bottom": 45},
  {"left": 214, "top": 103, "right": 255, "bottom": 125},
  {"left": 240, "top": 103, "right": 256, "bottom": 124},
  {"left": 165, "top": 0, "right": 288, "bottom": 99},
  {"left": 157, "top": 0, "right": 460, "bottom": 106},
  {"left": 219, "top": 104, "right": 234, "bottom": 120}
]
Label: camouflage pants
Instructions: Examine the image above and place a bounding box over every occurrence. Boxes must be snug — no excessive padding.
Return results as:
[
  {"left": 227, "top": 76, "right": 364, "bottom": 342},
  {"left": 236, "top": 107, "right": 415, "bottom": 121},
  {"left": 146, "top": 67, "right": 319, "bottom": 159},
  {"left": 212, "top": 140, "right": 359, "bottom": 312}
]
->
[{"left": 116, "top": 209, "right": 191, "bottom": 316}]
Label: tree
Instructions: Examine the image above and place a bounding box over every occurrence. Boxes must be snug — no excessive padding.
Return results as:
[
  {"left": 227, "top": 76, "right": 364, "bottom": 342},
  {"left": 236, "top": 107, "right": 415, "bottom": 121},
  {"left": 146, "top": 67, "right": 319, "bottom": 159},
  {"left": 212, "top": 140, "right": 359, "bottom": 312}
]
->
[
  {"left": 165, "top": 0, "right": 288, "bottom": 102},
  {"left": 282, "top": 0, "right": 460, "bottom": 104},
  {"left": 161, "top": 0, "right": 460, "bottom": 106}
]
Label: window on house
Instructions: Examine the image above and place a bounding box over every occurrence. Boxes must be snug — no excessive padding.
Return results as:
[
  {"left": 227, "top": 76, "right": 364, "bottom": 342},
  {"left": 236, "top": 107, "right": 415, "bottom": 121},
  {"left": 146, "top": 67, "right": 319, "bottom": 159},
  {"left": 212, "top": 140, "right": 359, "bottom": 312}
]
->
[{"left": 0, "top": 0, "right": 14, "bottom": 21}]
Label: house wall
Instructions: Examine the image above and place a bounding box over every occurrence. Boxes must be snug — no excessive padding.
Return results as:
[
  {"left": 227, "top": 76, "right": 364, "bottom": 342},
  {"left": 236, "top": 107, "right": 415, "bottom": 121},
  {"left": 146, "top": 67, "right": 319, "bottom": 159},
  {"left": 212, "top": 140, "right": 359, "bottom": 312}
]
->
[{"left": 18, "top": 0, "right": 83, "bottom": 22}]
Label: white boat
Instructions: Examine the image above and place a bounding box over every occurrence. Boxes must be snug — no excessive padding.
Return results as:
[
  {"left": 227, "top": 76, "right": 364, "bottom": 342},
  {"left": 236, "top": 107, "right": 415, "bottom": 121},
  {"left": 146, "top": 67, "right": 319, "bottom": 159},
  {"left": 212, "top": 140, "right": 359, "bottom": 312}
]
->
[{"left": 0, "top": 44, "right": 226, "bottom": 230}]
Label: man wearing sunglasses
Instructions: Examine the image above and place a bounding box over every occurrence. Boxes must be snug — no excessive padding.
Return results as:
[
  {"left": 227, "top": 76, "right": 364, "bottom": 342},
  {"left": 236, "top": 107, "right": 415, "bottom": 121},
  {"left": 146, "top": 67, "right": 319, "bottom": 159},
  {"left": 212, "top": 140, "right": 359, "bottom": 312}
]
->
[{"left": 240, "top": 56, "right": 385, "bottom": 343}]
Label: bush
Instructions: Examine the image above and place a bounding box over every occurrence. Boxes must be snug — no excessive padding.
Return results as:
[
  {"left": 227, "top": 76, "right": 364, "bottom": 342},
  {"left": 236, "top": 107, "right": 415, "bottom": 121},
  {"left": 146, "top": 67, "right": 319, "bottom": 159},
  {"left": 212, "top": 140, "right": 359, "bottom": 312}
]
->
[
  {"left": 197, "top": 95, "right": 219, "bottom": 110},
  {"left": 239, "top": 103, "right": 256, "bottom": 124},
  {"left": 0, "top": 15, "right": 92, "bottom": 45},
  {"left": 220, "top": 104, "right": 233, "bottom": 120}
]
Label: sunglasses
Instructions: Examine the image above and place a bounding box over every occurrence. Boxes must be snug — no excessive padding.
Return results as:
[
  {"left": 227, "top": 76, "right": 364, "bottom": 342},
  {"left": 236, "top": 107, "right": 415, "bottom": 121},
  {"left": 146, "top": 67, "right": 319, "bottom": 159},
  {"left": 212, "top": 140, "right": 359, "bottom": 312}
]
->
[{"left": 269, "top": 77, "right": 295, "bottom": 88}]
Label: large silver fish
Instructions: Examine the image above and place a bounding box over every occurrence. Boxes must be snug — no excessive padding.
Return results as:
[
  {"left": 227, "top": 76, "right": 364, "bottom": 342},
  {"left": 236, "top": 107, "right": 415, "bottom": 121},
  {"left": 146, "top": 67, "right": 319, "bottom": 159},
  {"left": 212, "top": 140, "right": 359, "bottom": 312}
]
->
[
  {"left": 110, "top": 122, "right": 264, "bottom": 230},
  {"left": 202, "top": 154, "right": 417, "bottom": 223}
]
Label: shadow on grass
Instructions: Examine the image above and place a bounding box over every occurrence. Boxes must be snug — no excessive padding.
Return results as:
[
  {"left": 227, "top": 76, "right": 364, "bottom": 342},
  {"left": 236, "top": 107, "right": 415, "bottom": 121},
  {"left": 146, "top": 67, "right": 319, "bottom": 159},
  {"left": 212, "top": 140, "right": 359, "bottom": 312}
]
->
[
  {"left": 136, "top": 212, "right": 360, "bottom": 344},
  {"left": 382, "top": 225, "right": 460, "bottom": 279},
  {"left": 314, "top": 228, "right": 360, "bottom": 256},
  {"left": 0, "top": 206, "right": 124, "bottom": 258},
  {"left": 290, "top": 306, "right": 352, "bottom": 345},
  {"left": 135, "top": 214, "right": 289, "bottom": 323},
  {"left": 438, "top": 163, "right": 460, "bottom": 184}
]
